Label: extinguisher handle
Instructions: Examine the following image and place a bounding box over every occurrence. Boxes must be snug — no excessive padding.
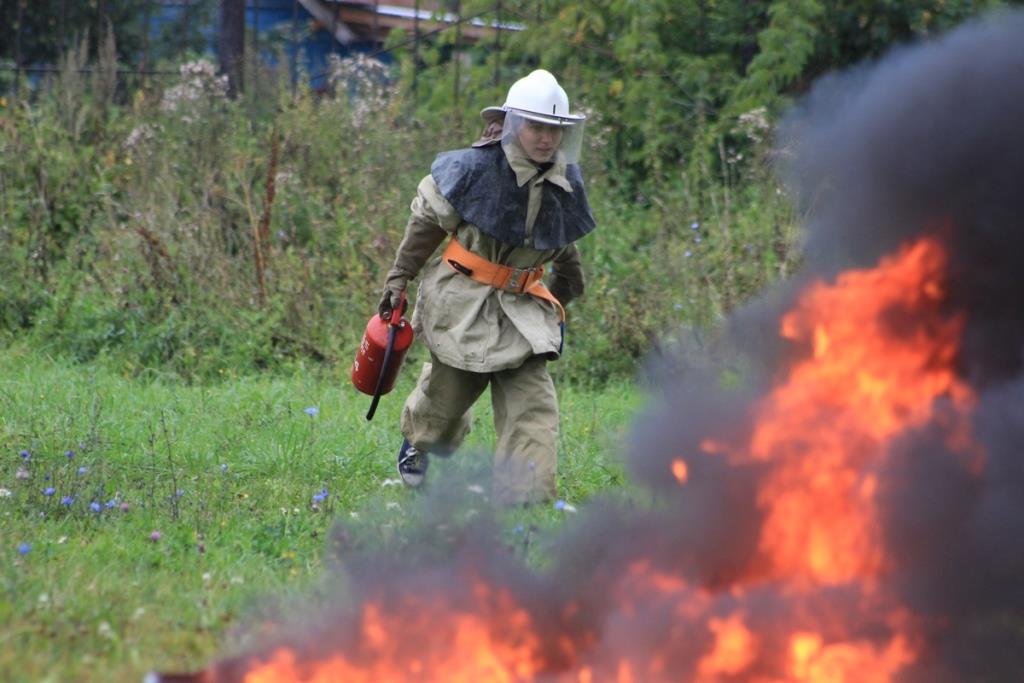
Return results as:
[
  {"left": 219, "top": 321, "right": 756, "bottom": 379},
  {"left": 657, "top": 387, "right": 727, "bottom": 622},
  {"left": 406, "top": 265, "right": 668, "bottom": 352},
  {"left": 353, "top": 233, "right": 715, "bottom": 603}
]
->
[{"left": 386, "top": 291, "right": 408, "bottom": 327}]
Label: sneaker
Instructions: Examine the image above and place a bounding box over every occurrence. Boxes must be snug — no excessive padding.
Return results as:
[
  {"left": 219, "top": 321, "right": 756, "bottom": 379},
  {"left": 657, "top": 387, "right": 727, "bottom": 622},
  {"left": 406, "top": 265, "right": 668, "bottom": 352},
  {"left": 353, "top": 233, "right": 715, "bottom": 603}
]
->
[{"left": 397, "top": 439, "right": 429, "bottom": 488}]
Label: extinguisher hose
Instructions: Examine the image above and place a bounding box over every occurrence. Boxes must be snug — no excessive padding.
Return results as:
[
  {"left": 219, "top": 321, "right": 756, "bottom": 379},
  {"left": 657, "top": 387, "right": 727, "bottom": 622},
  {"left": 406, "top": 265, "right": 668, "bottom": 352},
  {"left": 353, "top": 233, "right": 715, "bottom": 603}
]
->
[{"left": 365, "top": 323, "right": 397, "bottom": 421}]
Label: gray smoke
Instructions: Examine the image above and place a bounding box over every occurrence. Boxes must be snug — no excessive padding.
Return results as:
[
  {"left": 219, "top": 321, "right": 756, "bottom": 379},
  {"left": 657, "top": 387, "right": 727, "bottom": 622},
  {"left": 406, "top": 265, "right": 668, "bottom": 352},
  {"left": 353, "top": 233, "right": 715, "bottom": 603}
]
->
[
  {"left": 636, "top": 10, "right": 1024, "bottom": 680},
  {"left": 775, "top": 16, "right": 1024, "bottom": 676},
  {"left": 196, "top": 11, "right": 1024, "bottom": 683},
  {"left": 782, "top": 9, "right": 1024, "bottom": 385}
]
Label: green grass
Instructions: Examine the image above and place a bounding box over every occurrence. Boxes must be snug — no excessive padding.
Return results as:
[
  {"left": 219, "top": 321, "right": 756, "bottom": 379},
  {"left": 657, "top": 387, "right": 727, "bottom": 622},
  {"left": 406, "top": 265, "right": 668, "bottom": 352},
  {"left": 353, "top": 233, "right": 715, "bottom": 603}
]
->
[{"left": 0, "top": 346, "right": 641, "bottom": 682}]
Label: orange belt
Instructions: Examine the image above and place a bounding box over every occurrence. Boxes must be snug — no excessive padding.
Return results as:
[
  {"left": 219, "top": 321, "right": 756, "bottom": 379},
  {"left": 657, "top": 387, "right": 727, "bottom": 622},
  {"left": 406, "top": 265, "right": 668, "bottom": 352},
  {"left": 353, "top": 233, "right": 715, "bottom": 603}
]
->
[{"left": 442, "top": 238, "right": 565, "bottom": 321}]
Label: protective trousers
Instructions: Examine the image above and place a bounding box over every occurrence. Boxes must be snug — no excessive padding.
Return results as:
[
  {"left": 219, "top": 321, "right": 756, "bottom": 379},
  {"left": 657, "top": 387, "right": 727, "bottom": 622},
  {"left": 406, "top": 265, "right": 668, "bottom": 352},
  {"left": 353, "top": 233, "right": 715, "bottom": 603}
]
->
[{"left": 401, "top": 353, "right": 558, "bottom": 504}]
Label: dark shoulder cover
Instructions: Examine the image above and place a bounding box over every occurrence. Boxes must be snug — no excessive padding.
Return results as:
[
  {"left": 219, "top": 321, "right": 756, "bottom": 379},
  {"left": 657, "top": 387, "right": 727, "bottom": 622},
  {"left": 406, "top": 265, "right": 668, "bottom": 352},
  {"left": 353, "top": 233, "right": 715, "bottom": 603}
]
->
[{"left": 430, "top": 145, "right": 596, "bottom": 250}]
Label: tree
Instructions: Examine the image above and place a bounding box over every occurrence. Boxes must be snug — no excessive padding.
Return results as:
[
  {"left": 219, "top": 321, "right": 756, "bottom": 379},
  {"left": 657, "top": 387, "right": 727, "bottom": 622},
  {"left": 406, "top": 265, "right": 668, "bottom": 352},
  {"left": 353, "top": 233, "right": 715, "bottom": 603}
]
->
[
  {"left": 0, "top": 0, "right": 145, "bottom": 67},
  {"left": 1, "top": 1, "right": 218, "bottom": 73},
  {"left": 218, "top": 0, "right": 245, "bottom": 96},
  {"left": 449, "top": 0, "right": 1010, "bottom": 191}
]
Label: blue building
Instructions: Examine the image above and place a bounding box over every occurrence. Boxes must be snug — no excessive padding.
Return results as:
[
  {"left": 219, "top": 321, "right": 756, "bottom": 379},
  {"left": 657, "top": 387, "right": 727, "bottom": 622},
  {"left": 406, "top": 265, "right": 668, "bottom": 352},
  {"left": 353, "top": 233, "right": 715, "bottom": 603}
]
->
[{"left": 152, "top": 1, "right": 516, "bottom": 89}]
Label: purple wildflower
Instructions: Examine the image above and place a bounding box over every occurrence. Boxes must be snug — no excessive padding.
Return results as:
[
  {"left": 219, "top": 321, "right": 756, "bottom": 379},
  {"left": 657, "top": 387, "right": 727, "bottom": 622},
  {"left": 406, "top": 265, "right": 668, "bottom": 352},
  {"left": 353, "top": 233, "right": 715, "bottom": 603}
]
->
[
  {"left": 105, "top": 499, "right": 117, "bottom": 509},
  {"left": 89, "top": 502, "right": 101, "bottom": 513},
  {"left": 60, "top": 496, "right": 75, "bottom": 506},
  {"left": 149, "top": 530, "right": 162, "bottom": 542},
  {"left": 43, "top": 487, "right": 56, "bottom": 497},
  {"left": 303, "top": 406, "right": 319, "bottom": 417},
  {"left": 120, "top": 502, "right": 130, "bottom": 512},
  {"left": 17, "top": 543, "right": 31, "bottom": 555},
  {"left": 554, "top": 499, "right": 567, "bottom": 511},
  {"left": 65, "top": 449, "right": 75, "bottom": 459},
  {"left": 19, "top": 449, "right": 30, "bottom": 459}
]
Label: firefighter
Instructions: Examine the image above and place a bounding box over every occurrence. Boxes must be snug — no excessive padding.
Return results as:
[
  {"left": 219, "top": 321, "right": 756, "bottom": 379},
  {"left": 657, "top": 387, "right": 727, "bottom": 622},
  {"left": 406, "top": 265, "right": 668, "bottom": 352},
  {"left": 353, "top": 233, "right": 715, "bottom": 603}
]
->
[{"left": 379, "top": 69, "right": 595, "bottom": 504}]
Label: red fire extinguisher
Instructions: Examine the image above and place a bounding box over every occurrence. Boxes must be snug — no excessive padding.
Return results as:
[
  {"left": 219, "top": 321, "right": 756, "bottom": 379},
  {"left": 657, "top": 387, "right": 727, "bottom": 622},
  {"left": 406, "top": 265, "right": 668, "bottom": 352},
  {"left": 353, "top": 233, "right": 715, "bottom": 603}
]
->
[{"left": 351, "top": 292, "right": 414, "bottom": 421}]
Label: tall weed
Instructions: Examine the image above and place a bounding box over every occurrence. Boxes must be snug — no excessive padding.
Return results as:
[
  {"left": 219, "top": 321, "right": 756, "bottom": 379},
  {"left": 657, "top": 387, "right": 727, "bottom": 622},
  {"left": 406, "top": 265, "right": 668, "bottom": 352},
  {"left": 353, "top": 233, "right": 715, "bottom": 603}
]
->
[{"left": 0, "top": 46, "right": 801, "bottom": 384}]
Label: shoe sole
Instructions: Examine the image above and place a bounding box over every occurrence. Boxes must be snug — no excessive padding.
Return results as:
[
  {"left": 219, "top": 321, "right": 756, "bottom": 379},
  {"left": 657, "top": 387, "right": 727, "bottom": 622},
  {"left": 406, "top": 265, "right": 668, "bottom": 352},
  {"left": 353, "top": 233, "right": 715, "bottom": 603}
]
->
[{"left": 397, "top": 461, "right": 425, "bottom": 488}]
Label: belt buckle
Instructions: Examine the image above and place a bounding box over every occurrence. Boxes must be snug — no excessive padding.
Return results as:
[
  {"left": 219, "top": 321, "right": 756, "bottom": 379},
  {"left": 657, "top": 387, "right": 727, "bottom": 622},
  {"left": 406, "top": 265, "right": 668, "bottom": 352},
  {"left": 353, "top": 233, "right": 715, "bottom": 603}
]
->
[{"left": 505, "top": 268, "right": 527, "bottom": 292}]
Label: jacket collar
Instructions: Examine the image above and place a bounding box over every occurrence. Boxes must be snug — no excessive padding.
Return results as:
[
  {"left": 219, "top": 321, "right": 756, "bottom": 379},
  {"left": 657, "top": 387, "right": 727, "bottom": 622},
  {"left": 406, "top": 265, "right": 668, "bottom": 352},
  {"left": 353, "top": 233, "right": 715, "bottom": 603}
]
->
[{"left": 502, "top": 141, "right": 574, "bottom": 193}]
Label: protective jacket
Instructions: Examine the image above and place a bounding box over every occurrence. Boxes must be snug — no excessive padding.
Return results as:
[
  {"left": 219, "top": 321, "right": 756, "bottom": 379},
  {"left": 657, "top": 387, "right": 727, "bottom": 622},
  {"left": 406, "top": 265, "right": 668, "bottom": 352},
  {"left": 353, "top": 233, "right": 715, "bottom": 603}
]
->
[{"left": 384, "top": 140, "right": 594, "bottom": 373}]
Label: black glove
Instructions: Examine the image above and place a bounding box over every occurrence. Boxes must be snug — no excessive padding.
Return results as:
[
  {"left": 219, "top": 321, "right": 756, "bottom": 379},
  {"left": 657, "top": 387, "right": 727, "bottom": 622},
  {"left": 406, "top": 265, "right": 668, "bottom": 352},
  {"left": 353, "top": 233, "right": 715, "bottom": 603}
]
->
[{"left": 378, "top": 288, "right": 404, "bottom": 320}]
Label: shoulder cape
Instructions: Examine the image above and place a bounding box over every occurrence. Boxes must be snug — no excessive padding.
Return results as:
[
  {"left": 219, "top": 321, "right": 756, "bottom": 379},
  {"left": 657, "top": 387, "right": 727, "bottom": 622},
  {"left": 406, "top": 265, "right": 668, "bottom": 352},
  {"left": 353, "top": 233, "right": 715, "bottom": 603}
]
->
[{"left": 430, "top": 144, "right": 596, "bottom": 250}]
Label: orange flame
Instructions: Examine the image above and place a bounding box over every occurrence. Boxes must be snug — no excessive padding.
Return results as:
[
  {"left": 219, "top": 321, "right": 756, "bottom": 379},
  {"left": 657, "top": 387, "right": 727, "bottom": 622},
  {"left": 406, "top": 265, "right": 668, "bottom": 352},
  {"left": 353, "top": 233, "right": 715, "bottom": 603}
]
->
[
  {"left": 672, "top": 458, "right": 690, "bottom": 484},
  {"left": 747, "top": 238, "right": 974, "bottom": 585},
  {"left": 235, "top": 237, "right": 976, "bottom": 683},
  {"left": 244, "top": 598, "right": 546, "bottom": 683},
  {"left": 788, "top": 631, "right": 915, "bottom": 683},
  {"left": 697, "top": 614, "right": 758, "bottom": 677}
]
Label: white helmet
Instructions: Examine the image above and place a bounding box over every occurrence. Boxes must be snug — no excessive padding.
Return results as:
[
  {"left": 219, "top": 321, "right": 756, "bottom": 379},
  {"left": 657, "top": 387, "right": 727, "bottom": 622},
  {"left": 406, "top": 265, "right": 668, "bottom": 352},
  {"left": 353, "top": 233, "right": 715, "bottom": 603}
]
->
[{"left": 481, "top": 69, "right": 585, "bottom": 126}]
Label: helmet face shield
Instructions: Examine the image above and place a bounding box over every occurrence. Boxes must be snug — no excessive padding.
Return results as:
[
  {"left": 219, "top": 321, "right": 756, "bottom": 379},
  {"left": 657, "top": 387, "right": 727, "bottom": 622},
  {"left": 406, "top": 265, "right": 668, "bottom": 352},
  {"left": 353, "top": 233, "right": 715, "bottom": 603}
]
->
[{"left": 502, "top": 110, "right": 585, "bottom": 165}]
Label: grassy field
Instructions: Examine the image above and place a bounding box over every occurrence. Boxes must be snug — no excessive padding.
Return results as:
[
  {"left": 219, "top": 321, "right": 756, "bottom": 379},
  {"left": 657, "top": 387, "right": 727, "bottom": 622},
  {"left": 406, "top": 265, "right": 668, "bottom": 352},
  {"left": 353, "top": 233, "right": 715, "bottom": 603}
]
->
[{"left": 0, "top": 345, "right": 641, "bottom": 682}]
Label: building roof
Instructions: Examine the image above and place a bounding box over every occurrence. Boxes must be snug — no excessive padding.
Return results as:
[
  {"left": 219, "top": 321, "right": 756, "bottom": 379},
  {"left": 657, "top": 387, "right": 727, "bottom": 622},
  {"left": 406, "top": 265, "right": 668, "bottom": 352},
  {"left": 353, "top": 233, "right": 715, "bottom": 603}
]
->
[{"left": 302, "top": 0, "right": 522, "bottom": 45}]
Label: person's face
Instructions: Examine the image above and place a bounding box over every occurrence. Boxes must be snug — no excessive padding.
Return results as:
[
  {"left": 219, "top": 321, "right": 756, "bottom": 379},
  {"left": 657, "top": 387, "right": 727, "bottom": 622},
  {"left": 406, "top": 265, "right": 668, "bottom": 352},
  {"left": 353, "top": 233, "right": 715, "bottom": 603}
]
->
[{"left": 517, "top": 119, "right": 563, "bottom": 163}]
